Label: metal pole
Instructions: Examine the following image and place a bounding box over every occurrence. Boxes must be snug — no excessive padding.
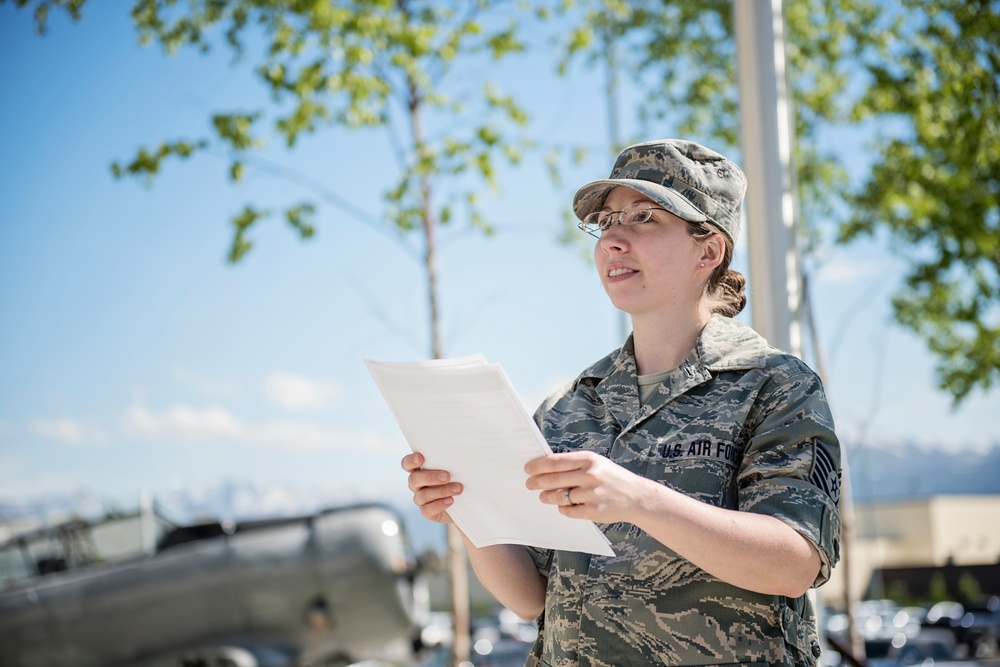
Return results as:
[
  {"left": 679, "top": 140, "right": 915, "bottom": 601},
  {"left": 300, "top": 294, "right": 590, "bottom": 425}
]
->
[
  {"left": 604, "top": 24, "right": 631, "bottom": 344},
  {"left": 734, "top": 0, "right": 802, "bottom": 356},
  {"left": 736, "top": 0, "right": 838, "bottom": 660}
]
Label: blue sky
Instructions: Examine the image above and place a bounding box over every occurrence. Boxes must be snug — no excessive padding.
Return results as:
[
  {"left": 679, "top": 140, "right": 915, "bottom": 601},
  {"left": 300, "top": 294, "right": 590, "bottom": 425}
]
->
[{"left": 1, "top": 3, "right": 996, "bottom": 515}]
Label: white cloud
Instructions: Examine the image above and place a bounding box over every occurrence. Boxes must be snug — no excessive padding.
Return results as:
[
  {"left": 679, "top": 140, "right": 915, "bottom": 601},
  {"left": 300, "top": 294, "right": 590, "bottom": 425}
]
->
[
  {"left": 262, "top": 372, "right": 342, "bottom": 412},
  {"left": 120, "top": 400, "right": 384, "bottom": 451},
  {"left": 250, "top": 418, "right": 383, "bottom": 450},
  {"left": 169, "top": 366, "right": 246, "bottom": 401},
  {"left": 122, "top": 403, "right": 244, "bottom": 441},
  {"left": 29, "top": 417, "right": 108, "bottom": 445}
]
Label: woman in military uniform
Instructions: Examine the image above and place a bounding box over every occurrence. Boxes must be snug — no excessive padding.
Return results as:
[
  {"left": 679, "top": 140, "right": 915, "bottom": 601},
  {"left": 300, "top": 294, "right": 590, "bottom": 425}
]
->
[{"left": 403, "top": 139, "right": 841, "bottom": 667}]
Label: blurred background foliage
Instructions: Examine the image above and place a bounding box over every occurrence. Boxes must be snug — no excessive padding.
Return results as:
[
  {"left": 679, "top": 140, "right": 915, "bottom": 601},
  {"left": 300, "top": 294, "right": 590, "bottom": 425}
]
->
[{"left": 6, "top": 0, "right": 998, "bottom": 402}]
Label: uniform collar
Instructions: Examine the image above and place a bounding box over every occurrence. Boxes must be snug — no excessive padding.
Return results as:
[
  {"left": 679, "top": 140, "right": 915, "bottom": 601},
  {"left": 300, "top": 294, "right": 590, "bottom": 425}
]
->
[
  {"left": 580, "top": 315, "right": 769, "bottom": 432},
  {"left": 580, "top": 314, "right": 769, "bottom": 382},
  {"left": 695, "top": 314, "right": 769, "bottom": 371}
]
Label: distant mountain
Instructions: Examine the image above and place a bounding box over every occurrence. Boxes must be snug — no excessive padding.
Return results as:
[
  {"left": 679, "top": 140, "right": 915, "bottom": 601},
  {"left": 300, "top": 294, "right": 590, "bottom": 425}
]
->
[
  {"left": 0, "top": 478, "right": 445, "bottom": 554},
  {"left": 2, "top": 442, "right": 997, "bottom": 549},
  {"left": 0, "top": 488, "right": 106, "bottom": 524},
  {"left": 0, "top": 480, "right": 391, "bottom": 530},
  {"left": 155, "top": 480, "right": 358, "bottom": 524},
  {"left": 845, "top": 440, "right": 1000, "bottom": 502}
]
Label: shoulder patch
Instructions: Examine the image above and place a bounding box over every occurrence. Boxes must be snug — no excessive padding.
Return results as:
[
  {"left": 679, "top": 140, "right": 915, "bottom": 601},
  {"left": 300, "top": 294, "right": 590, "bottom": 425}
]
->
[{"left": 810, "top": 442, "right": 841, "bottom": 505}]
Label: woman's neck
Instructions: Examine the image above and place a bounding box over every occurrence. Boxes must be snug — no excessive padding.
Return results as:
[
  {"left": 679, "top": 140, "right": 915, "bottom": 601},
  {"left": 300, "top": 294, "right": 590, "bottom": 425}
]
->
[{"left": 631, "top": 307, "right": 712, "bottom": 376}]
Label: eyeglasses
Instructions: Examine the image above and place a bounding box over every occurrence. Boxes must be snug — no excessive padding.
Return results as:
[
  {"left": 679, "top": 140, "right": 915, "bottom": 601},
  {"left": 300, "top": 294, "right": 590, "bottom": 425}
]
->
[{"left": 578, "top": 204, "right": 670, "bottom": 238}]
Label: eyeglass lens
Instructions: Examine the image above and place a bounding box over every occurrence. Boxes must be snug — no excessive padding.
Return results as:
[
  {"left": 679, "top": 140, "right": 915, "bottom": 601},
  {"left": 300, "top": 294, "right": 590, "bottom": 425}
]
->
[{"left": 581, "top": 205, "right": 658, "bottom": 236}]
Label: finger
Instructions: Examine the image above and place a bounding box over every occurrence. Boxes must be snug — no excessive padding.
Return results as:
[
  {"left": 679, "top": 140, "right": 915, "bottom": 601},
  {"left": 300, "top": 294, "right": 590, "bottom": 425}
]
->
[
  {"left": 524, "top": 451, "right": 595, "bottom": 475},
  {"left": 414, "top": 481, "right": 463, "bottom": 507},
  {"left": 420, "top": 496, "right": 456, "bottom": 520},
  {"left": 407, "top": 468, "right": 452, "bottom": 493},
  {"left": 526, "top": 469, "right": 579, "bottom": 492},
  {"left": 558, "top": 504, "right": 584, "bottom": 518},
  {"left": 538, "top": 487, "right": 572, "bottom": 507},
  {"left": 401, "top": 452, "right": 425, "bottom": 472}
]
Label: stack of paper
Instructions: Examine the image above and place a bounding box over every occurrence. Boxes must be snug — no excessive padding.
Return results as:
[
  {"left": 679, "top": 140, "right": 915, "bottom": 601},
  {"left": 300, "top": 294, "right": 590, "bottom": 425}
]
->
[{"left": 365, "top": 355, "right": 614, "bottom": 557}]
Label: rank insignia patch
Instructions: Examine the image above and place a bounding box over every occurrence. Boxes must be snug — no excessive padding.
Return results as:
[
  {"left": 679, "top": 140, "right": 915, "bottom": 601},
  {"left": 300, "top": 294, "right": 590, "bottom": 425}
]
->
[{"left": 810, "top": 443, "right": 841, "bottom": 504}]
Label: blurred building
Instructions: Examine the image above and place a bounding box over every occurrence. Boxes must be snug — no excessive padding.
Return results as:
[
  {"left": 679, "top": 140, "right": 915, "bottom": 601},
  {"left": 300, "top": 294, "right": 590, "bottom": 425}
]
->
[{"left": 824, "top": 494, "right": 1000, "bottom": 608}]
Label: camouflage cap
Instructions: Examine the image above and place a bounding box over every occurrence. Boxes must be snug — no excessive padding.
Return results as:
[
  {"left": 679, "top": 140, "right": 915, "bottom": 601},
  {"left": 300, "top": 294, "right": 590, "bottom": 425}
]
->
[{"left": 573, "top": 139, "right": 748, "bottom": 244}]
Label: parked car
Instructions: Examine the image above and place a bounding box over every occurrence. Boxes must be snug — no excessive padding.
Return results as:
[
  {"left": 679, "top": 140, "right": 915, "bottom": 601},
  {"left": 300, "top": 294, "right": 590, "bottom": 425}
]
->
[
  {"left": 864, "top": 627, "right": 955, "bottom": 667},
  {"left": 923, "top": 598, "right": 1000, "bottom": 659},
  {"left": 418, "top": 638, "right": 532, "bottom": 667}
]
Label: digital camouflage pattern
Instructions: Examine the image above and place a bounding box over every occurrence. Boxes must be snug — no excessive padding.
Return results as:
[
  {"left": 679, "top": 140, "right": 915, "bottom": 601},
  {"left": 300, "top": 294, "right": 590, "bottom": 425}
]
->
[
  {"left": 572, "top": 139, "right": 748, "bottom": 245},
  {"left": 525, "top": 315, "right": 841, "bottom": 667}
]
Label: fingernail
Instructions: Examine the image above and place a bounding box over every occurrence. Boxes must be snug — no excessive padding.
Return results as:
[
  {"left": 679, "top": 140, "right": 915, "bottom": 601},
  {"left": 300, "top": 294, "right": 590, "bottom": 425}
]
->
[
  {"left": 451, "top": 484, "right": 461, "bottom": 493},
  {"left": 437, "top": 472, "right": 448, "bottom": 481}
]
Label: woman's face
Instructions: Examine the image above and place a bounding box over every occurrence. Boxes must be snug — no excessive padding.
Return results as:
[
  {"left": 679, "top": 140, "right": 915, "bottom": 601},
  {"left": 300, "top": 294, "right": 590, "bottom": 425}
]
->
[{"left": 592, "top": 186, "right": 707, "bottom": 318}]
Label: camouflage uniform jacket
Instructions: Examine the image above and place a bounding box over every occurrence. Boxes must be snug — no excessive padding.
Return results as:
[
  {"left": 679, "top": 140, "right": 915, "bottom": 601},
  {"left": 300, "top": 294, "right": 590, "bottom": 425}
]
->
[{"left": 525, "top": 315, "right": 842, "bottom": 667}]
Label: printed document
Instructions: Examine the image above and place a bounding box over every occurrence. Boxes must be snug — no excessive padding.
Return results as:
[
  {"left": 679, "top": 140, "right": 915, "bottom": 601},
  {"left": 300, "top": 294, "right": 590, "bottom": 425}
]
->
[{"left": 366, "top": 355, "right": 614, "bottom": 556}]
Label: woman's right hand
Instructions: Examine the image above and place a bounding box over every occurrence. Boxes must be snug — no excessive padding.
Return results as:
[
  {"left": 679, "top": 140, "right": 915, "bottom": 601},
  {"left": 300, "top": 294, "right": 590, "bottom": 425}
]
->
[{"left": 402, "top": 452, "right": 463, "bottom": 524}]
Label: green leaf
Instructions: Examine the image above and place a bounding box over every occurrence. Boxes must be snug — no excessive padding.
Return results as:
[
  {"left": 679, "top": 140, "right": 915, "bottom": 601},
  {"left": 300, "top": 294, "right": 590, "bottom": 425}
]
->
[
  {"left": 228, "top": 204, "right": 271, "bottom": 264},
  {"left": 211, "top": 112, "right": 263, "bottom": 151},
  {"left": 110, "top": 139, "right": 209, "bottom": 186},
  {"left": 284, "top": 202, "right": 316, "bottom": 239}
]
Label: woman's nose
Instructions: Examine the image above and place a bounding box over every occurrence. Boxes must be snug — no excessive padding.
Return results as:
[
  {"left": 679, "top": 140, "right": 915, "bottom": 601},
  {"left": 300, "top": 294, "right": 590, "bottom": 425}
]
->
[{"left": 599, "top": 224, "right": 628, "bottom": 252}]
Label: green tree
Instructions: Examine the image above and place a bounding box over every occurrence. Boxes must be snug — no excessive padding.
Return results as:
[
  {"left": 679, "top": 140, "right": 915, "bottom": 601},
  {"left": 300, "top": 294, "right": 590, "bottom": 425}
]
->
[
  {"left": 957, "top": 570, "right": 985, "bottom": 605},
  {"left": 556, "top": 0, "right": 998, "bottom": 403},
  {"left": 844, "top": 0, "right": 1000, "bottom": 403},
  {"left": 11, "top": 0, "right": 532, "bottom": 354},
  {"left": 885, "top": 579, "right": 917, "bottom": 607},
  {"left": 554, "top": 0, "right": 881, "bottom": 251},
  {"left": 927, "top": 572, "right": 951, "bottom": 602},
  {"left": 5, "top": 1, "right": 541, "bottom": 664}
]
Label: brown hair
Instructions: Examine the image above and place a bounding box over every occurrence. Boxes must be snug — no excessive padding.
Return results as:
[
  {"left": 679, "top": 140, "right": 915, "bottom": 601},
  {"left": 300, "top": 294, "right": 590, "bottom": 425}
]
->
[{"left": 686, "top": 221, "right": 747, "bottom": 317}]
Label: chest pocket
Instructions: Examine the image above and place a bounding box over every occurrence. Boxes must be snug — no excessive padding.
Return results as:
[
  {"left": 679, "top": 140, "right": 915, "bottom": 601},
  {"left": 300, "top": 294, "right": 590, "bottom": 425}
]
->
[{"left": 642, "top": 436, "right": 743, "bottom": 509}]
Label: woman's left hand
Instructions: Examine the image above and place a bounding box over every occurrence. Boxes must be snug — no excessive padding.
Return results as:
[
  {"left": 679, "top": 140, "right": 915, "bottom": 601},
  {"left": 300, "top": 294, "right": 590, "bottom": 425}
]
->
[{"left": 524, "top": 451, "right": 653, "bottom": 524}]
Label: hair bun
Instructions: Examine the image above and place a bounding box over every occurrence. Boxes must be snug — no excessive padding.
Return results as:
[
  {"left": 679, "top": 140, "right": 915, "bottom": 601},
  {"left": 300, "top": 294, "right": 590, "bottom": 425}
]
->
[{"left": 714, "top": 269, "right": 747, "bottom": 317}]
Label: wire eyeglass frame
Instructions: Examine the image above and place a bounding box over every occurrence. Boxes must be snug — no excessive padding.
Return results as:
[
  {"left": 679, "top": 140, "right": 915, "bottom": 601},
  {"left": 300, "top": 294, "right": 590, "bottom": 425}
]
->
[{"left": 578, "top": 204, "right": 671, "bottom": 238}]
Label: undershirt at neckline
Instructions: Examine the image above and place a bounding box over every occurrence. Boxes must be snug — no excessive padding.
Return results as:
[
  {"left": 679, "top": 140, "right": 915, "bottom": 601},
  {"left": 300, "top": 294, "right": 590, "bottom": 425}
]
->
[{"left": 637, "top": 369, "right": 672, "bottom": 404}]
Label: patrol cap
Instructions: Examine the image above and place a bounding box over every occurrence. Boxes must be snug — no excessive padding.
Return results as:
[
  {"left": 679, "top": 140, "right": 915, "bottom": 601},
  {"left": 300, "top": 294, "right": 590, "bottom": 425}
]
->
[{"left": 573, "top": 139, "right": 748, "bottom": 244}]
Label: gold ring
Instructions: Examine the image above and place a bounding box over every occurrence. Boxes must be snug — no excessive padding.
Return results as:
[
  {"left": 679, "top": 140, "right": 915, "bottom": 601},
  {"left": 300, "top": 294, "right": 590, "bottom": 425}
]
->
[{"left": 564, "top": 488, "right": 574, "bottom": 506}]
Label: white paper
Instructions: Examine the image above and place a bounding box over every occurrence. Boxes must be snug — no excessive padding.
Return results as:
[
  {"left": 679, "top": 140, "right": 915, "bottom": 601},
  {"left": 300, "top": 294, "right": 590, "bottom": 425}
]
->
[{"left": 366, "top": 356, "right": 614, "bottom": 557}]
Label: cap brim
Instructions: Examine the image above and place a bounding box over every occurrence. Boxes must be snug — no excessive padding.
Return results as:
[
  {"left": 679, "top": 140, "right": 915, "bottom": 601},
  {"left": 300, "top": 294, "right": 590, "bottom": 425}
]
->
[{"left": 573, "top": 178, "right": 709, "bottom": 225}]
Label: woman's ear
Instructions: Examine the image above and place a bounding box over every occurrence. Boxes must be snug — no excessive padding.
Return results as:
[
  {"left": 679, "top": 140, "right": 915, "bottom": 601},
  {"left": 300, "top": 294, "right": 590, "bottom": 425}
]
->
[{"left": 699, "top": 233, "right": 724, "bottom": 269}]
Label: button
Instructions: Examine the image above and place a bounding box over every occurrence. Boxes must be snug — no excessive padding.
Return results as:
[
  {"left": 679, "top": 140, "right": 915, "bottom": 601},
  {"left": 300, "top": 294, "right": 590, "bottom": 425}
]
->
[{"left": 810, "top": 640, "right": 822, "bottom": 658}]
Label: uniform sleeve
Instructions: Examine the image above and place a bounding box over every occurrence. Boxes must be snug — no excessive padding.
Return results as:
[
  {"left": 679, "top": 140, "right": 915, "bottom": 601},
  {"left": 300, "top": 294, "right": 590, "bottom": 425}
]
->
[
  {"left": 524, "top": 545, "right": 554, "bottom": 579},
  {"left": 737, "top": 365, "right": 842, "bottom": 587}
]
